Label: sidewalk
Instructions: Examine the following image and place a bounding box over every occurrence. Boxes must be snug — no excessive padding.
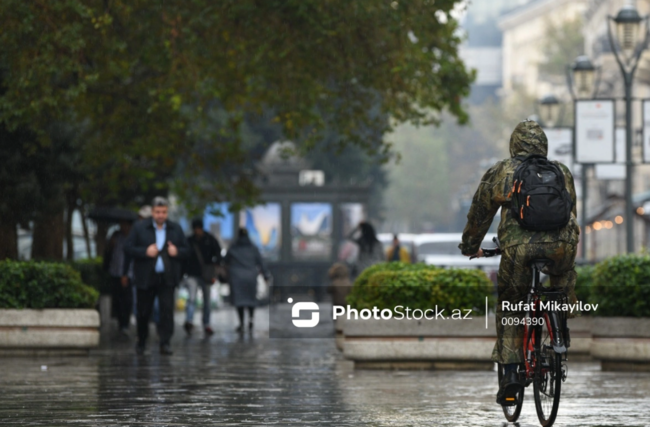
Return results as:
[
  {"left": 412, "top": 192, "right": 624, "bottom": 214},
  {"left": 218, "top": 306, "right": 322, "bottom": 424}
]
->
[{"left": 0, "top": 305, "right": 649, "bottom": 426}]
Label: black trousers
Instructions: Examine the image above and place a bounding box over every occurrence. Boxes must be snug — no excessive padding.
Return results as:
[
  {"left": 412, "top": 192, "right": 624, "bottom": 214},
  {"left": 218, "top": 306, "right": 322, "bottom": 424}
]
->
[
  {"left": 111, "top": 277, "right": 133, "bottom": 330},
  {"left": 237, "top": 306, "right": 255, "bottom": 325},
  {"left": 137, "top": 274, "right": 175, "bottom": 346}
]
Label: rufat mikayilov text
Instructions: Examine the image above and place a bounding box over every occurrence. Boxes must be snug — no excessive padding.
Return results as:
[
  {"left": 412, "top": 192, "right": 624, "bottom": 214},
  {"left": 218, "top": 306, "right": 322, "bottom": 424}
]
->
[
  {"left": 332, "top": 305, "right": 474, "bottom": 321},
  {"left": 502, "top": 301, "right": 598, "bottom": 313}
]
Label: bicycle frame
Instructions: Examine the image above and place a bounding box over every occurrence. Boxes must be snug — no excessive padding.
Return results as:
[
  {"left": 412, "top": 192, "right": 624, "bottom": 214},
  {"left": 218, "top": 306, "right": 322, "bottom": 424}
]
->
[
  {"left": 476, "top": 237, "right": 568, "bottom": 425},
  {"left": 522, "top": 263, "right": 566, "bottom": 381}
]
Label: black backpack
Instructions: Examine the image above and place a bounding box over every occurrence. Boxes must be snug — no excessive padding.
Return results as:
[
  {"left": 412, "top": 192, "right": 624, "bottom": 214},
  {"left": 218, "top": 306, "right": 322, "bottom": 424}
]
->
[{"left": 509, "top": 154, "right": 573, "bottom": 231}]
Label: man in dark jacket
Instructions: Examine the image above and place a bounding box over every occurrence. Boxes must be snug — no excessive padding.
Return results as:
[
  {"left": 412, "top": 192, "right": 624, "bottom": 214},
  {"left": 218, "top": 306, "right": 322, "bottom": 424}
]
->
[
  {"left": 183, "top": 218, "right": 222, "bottom": 336},
  {"left": 124, "top": 197, "right": 189, "bottom": 355}
]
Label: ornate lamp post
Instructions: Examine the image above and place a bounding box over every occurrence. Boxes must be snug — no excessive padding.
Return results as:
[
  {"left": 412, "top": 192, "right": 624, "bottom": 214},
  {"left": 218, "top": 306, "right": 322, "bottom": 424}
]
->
[
  {"left": 538, "top": 94, "right": 561, "bottom": 128},
  {"left": 566, "top": 55, "right": 598, "bottom": 260},
  {"left": 568, "top": 55, "right": 598, "bottom": 99},
  {"left": 607, "top": 3, "right": 649, "bottom": 253}
]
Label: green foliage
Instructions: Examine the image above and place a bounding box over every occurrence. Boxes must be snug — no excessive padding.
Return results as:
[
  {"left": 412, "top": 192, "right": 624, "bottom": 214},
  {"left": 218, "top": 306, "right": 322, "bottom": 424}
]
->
[
  {"left": 591, "top": 254, "right": 650, "bottom": 317},
  {"left": 0, "top": 0, "right": 473, "bottom": 210},
  {"left": 347, "top": 262, "right": 495, "bottom": 314},
  {"left": 69, "top": 257, "right": 112, "bottom": 295},
  {"left": 0, "top": 260, "right": 99, "bottom": 309}
]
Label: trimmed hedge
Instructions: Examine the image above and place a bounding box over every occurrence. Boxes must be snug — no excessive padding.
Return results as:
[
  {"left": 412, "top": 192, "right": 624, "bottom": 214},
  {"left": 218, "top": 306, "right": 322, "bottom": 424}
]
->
[
  {"left": 574, "top": 264, "right": 595, "bottom": 307},
  {"left": 0, "top": 260, "right": 99, "bottom": 309},
  {"left": 347, "top": 262, "right": 495, "bottom": 315},
  {"left": 591, "top": 254, "right": 650, "bottom": 317}
]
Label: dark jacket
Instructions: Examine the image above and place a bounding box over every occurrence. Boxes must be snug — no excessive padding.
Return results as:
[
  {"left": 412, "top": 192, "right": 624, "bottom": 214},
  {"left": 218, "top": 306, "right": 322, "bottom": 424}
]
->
[
  {"left": 224, "top": 235, "right": 269, "bottom": 307},
  {"left": 184, "top": 233, "right": 222, "bottom": 278},
  {"left": 123, "top": 219, "right": 189, "bottom": 289}
]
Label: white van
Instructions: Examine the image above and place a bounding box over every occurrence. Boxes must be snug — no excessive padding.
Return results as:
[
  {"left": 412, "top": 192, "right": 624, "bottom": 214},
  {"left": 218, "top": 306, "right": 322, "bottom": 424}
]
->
[{"left": 378, "top": 232, "right": 500, "bottom": 280}]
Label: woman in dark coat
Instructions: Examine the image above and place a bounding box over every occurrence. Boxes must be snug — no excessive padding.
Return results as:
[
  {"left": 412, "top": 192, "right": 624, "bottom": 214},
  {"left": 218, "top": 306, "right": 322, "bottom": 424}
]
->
[
  {"left": 352, "top": 221, "right": 384, "bottom": 276},
  {"left": 225, "top": 228, "right": 270, "bottom": 332}
]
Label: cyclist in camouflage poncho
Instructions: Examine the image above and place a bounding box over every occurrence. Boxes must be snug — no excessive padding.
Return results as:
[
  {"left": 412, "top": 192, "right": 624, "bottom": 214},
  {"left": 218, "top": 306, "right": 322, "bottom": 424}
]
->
[{"left": 459, "top": 120, "right": 580, "bottom": 402}]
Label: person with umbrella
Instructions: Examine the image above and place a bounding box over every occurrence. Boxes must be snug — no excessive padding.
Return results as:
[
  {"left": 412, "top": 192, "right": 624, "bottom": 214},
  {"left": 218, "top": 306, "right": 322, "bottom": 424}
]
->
[{"left": 104, "top": 218, "right": 136, "bottom": 336}]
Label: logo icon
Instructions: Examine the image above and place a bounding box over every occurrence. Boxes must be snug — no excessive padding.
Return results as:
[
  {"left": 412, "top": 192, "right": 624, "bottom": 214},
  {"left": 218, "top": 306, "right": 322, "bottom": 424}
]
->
[{"left": 288, "top": 298, "right": 320, "bottom": 328}]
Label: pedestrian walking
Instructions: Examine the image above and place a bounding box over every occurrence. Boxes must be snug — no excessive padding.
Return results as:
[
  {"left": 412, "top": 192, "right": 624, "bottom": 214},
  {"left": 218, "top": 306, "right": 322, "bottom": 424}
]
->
[
  {"left": 350, "top": 221, "right": 384, "bottom": 276},
  {"left": 327, "top": 262, "right": 352, "bottom": 324},
  {"left": 385, "top": 234, "right": 410, "bottom": 263},
  {"left": 126, "top": 205, "right": 154, "bottom": 320},
  {"left": 183, "top": 218, "right": 223, "bottom": 336},
  {"left": 224, "top": 228, "right": 270, "bottom": 333},
  {"left": 124, "top": 197, "right": 189, "bottom": 355},
  {"left": 104, "top": 219, "right": 134, "bottom": 335}
]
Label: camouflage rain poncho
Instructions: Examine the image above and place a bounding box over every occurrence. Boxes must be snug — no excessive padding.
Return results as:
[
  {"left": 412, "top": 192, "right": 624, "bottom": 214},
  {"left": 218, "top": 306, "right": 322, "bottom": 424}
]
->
[{"left": 459, "top": 120, "right": 580, "bottom": 364}]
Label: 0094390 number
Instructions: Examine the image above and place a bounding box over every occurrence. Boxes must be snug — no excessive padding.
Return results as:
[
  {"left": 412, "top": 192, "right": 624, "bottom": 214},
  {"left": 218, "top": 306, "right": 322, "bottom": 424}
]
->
[{"left": 501, "top": 316, "right": 545, "bottom": 326}]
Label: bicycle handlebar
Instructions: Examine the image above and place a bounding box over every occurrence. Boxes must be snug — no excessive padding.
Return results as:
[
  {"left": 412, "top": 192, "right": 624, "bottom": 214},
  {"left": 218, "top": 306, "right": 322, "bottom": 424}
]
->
[{"left": 469, "top": 236, "right": 502, "bottom": 259}]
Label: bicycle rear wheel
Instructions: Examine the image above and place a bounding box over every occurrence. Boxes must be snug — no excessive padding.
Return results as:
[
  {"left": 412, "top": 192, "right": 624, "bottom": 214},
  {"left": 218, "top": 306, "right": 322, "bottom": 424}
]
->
[
  {"left": 533, "top": 322, "right": 562, "bottom": 426},
  {"left": 497, "top": 363, "right": 524, "bottom": 422}
]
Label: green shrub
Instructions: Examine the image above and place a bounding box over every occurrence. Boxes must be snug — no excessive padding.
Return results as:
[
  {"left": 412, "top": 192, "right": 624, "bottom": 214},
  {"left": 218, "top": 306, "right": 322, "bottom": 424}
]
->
[
  {"left": 0, "top": 260, "right": 99, "bottom": 309},
  {"left": 347, "top": 262, "right": 495, "bottom": 315},
  {"left": 574, "top": 264, "right": 595, "bottom": 307},
  {"left": 591, "top": 254, "right": 650, "bottom": 317},
  {"left": 69, "top": 257, "right": 112, "bottom": 294}
]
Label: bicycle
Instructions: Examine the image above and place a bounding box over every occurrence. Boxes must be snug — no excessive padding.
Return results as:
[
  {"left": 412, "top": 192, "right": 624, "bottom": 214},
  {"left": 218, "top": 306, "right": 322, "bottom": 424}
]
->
[{"left": 473, "top": 237, "right": 569, "bottom": 427}]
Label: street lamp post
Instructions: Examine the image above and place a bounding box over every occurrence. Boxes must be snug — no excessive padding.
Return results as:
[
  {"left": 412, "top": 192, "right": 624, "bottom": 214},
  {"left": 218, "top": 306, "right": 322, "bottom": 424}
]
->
[
  {"left": 607, "top": 4, "right": 649, "bottom": 253},
  {"left": 539, "top": 94, "right": 561, "bottom": 128},
  {"left": 567, "top": 55, "right": 598, "bottom": 260}
]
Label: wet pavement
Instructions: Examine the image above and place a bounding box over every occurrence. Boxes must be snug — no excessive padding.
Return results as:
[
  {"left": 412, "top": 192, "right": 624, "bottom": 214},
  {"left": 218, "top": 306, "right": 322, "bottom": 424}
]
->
[{"left": 1, "top": 305, "right": 650, "bottom": 426}]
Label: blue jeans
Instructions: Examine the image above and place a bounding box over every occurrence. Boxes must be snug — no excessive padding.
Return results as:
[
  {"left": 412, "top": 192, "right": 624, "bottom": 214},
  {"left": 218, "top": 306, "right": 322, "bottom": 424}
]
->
[{"left": 185, "top": 276, "right": 211, "bottom": 326}]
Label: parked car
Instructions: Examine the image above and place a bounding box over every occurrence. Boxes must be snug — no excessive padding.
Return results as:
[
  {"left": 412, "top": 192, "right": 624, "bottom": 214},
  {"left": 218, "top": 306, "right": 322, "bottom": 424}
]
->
[
  {"left": 416, "top": 233, "right": 499, "bottom": 282},
  {"left": 379, "top": 232, "right": 500, "bottom": 282}
]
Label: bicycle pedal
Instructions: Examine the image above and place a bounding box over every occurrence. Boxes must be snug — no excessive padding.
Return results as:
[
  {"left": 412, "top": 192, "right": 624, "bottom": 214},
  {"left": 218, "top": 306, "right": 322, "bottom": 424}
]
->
[{"left": 503, "top": 396, "right": 518, "bottom": 406}]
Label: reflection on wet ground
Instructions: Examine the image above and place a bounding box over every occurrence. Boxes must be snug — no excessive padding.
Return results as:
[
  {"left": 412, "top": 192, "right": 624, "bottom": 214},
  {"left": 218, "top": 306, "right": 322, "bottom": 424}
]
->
[{"left": 1, "top": 306, "right": 649, "bottom": 426}]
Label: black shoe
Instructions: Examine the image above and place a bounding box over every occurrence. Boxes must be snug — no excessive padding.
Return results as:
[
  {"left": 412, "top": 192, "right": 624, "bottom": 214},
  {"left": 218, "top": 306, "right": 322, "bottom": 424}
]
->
[
  {"left": 248, "top": 322, "right": 254, "bottom": 331},
  {"left": 235, "top": 325, "right": 243, "bottom": 333},
  {"left": 159, "top": 344, "right": 173, "bottom": 355},
  {"left": 496, "top": 371, "right": 523, "bottom": 406},
  {"left": 135, "top": 342, "right": 145, "bottom": 355},
  {"left": 184, "top": 322, "right": 194, "bottom": 336}
]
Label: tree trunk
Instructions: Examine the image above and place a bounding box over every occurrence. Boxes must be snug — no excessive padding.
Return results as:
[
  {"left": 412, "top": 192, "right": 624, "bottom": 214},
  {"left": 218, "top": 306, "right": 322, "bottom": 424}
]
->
[
  {"left": 95, "top": 222, "right": 110, "bottom": 260},
  {"left": 0, "top": 222, "right": 18, "bottom": 260},
  {"left": 31, "top": 208, "right": 65, "bottom": 260},
  {"left": 65, "top": 206, "right": 75, "bottom": 261},
  {"left": 81, "top": 208, "right": 92, "bottom": 258}
]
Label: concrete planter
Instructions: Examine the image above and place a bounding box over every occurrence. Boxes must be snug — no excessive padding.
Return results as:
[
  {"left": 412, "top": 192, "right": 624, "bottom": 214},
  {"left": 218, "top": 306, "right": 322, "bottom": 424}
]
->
[
  {"left": 590, "top": 317, "right": 650, "bottom": 371},
  {"left": 566, "top": 317, "right": 592, "bottom": 358},
  {"left": 342, "top": 317, "right": 496, "bottom": 370},
  {"left": 0, "top": 309, "right": 100, "bottom": 356}
]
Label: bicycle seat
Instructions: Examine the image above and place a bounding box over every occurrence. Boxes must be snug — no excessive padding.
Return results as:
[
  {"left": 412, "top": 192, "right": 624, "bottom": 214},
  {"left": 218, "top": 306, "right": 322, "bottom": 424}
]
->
[{"left": 528, "top": 258, "right": 554, "bottom": 270}]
